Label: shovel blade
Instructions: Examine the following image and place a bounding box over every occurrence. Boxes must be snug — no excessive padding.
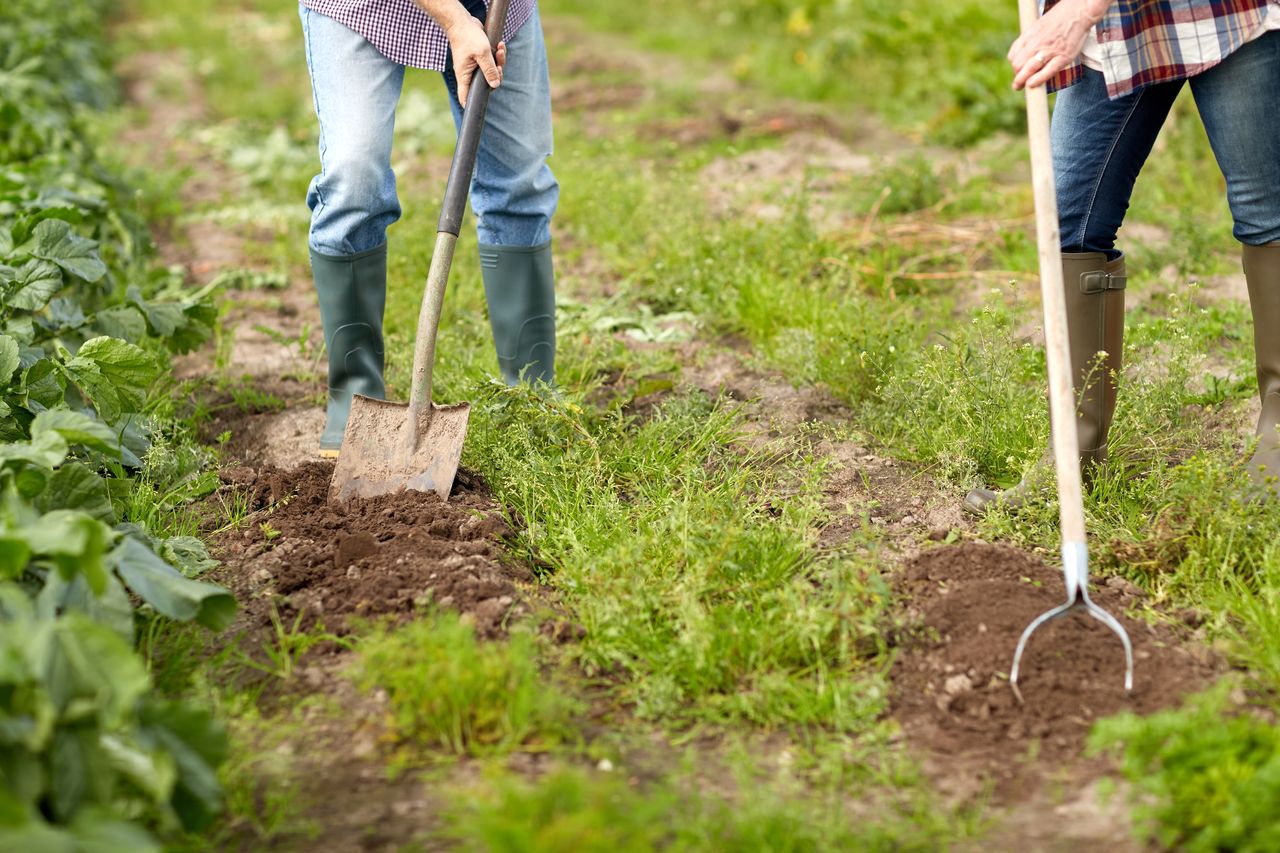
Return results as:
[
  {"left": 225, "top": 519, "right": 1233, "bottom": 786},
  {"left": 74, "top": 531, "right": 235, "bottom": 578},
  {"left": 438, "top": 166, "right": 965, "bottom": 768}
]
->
[{"left": 328, "top": 394, "right": 470, "bottom": 503}]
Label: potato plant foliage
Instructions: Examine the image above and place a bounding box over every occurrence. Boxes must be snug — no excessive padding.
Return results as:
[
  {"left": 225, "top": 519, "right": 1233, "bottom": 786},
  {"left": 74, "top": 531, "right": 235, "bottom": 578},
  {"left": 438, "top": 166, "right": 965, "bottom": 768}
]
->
[{"left": 0, "top": 1, "right": 234, "bottom": 848}]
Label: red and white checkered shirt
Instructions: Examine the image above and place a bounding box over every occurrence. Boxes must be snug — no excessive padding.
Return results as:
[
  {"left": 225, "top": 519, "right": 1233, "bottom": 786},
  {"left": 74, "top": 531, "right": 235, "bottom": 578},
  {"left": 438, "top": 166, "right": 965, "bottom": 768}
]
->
[
  {"left": 300, "top": 0, "right": 536, "bottom": 71},
  {"left": 1047, "top": 0, "right": 1280, "bottom": 97}
]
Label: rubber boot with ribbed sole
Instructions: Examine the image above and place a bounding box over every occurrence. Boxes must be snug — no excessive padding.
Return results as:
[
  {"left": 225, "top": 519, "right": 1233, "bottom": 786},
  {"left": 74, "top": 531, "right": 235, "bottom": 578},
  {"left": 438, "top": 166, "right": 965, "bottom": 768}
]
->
[
  {"left": 479, "top": 241, "right": 556, "bottom": 386},
  {"left": 1244, "top": 242, "right": 1280, "bottom": 498},
  {"left": 311, "top": 244, "right": 386, "bottom": 457},
  {"left": 964, "top": 252, "right": 1127, "bottom": 515}
]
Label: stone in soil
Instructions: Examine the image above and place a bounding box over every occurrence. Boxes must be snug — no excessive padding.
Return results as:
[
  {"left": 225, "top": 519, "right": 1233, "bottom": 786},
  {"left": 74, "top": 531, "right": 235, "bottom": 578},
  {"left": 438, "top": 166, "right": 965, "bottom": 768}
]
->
[
  {"left": 890, "top": 541, "right": 1220, "bottom": 800},
  {"left": 209, "top": 461, "right": 533, "bottom": 640}
]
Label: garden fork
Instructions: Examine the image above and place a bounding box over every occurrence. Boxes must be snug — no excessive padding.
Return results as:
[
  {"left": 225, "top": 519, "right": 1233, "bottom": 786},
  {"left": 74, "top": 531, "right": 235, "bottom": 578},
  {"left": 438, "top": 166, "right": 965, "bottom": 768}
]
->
[{"left": 1009, "top": 0, "right": 1134, "bottom": 701}]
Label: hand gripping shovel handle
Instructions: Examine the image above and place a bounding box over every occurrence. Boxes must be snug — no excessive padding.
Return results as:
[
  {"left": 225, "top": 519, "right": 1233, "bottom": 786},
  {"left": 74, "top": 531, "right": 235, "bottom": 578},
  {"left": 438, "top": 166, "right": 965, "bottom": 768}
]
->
[{"left": 408, "top": 0, "right": 511, "bottom": 425}]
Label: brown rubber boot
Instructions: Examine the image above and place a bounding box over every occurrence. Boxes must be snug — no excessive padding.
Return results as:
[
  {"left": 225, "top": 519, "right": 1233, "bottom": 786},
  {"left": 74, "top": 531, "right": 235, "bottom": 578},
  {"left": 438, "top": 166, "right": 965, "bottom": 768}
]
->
[
  {"left": 1244, "top": 242, "right": 1280, "bottom": 497},
  {"left": 964, "top": 252, "right": 1127, "bottom": 515}
]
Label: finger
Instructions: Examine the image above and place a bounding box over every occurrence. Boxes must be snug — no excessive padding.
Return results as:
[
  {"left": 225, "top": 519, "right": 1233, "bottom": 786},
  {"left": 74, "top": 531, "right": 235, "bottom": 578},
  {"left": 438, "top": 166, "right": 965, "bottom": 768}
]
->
[
  {"left": 1009, "top": 37, "right": 1039, "bottom": 71},
  {"left": 1008, "top": 33, "right": 1026, "bottom": 62},
  {"left": 495, "top": 41, "right": 507, "bottom": 71},
  {"left": 477, "top": 49, "right": 501, "bottom": 89},
  {"left": 1027, "top": 54, "right": 1071, "bottom": 89},
  {"left": 1012, "top": 51, "right": 1046, "bottom": 90},
  {"left": 457, "top": 61, "right": 472, "bottom": 105}
]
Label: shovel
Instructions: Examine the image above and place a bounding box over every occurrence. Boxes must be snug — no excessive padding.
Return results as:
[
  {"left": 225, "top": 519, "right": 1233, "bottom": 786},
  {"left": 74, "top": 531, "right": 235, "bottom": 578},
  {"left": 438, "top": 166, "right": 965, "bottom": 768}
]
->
[
  {"left": 330, "top": 0, "right": 510, "bottom": 503},
  {"left": 1008, "top": 0, "right": 1133, "bottom": 699}
]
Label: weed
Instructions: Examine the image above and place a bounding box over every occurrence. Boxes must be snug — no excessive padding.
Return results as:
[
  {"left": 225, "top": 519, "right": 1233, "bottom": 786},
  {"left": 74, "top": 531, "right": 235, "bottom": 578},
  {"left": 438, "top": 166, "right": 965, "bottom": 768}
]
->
[
  {"left": 1090, "top": 684, "right": 1280, "bottom": 852},
  {"left": 354, "top": 612, "right": 576, "bottom": 759},
  {"left": 237, "top": 607, "right": 348, "bottom": 682}
]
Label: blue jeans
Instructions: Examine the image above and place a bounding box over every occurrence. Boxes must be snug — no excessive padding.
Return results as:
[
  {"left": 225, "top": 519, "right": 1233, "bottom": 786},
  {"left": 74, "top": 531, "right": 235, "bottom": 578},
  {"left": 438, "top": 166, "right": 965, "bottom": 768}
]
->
[
  {"left": 299, "top": 4, "right": 559, "bottom": 256},
  {"left": 1052, "top": 30, "right": 1280, "bottom": 257}
]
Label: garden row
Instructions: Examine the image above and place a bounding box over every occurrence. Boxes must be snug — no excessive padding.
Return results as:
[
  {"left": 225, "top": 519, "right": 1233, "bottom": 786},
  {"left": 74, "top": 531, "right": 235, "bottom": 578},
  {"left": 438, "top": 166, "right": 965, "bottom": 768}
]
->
[{"left": 0, "top": 2, "right": 234, "bottom": 848}]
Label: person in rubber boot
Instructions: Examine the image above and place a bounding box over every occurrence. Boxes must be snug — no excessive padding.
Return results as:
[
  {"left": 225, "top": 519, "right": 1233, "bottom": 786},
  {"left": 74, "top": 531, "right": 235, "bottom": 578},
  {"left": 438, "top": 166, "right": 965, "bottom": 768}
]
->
[
  {"left": 298, "top": 0, "right": 558, "bottom": 458},
  {"left": 965, "top": 0, "right": 1280, "bottom": 514}
]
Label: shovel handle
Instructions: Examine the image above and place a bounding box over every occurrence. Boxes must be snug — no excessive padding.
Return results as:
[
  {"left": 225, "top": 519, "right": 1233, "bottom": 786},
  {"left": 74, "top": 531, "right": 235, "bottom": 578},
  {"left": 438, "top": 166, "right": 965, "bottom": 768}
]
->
[
  {"left": 408, "top": 0, "right": 511, "bottom": 424},
  {"left": 1018, "top": 0, "right": 1087, "bottom": 550},
  {"left": 439, "top": 0, "right": 510, "bottom": 236}
]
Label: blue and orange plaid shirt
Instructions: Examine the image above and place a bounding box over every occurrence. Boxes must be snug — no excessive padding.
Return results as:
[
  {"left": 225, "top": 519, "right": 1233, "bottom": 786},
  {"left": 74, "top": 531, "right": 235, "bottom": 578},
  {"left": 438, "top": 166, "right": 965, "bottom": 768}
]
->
[{"left": 1047, "top": 0, "right": 1279, "bottom": 97}]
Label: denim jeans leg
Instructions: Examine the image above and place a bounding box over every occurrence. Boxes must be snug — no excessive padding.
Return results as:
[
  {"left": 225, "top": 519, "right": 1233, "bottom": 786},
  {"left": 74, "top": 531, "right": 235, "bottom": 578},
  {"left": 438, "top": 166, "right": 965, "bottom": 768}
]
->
[
  {"left": 300, "top": 5, "right": 406, "bottom": 256},
  {"left": 1051, "top": 70, "right": 1181, "bottom": 257},
  {"left": 442, "top": 6, "right": 559, "bottom": 247},
  {"left": 1190, "top": 31, "right": 1280, "bottom": 247}
]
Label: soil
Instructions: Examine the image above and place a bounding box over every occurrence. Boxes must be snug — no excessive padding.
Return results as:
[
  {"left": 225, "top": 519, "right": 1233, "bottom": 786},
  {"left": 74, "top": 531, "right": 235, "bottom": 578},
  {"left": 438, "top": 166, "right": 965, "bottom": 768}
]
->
[
  {"left": 891, "top": 541, "right": 1222, "bottom": 801},
  {"left": 209, "top": 462, "right": 533, "bottom": 640}
]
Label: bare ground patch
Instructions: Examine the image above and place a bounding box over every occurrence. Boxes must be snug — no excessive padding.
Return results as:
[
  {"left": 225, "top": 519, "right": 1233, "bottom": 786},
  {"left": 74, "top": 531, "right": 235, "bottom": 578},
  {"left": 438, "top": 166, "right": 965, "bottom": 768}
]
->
[{"left": 890, "top": 542, "right": 1222, "bottom": 806}]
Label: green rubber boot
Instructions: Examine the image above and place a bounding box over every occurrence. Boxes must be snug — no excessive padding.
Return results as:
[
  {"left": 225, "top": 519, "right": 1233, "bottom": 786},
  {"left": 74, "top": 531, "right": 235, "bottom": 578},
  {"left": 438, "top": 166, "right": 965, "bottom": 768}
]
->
[
  {"left": 964, "top": 252, "right": 1127, "bottom": 515},
  {"left": 1244, "top": 242, "right": 1280, "bottom": 497},
  {"left": 310, "top": 244, "right": 386, "bottom": 457},
  {"left": 479, "top": 241, "right": 556, "bottom": 386}
]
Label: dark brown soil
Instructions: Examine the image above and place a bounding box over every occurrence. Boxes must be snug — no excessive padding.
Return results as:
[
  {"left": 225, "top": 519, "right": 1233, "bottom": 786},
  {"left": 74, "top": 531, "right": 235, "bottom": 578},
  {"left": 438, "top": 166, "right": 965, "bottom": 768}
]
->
[
  {"left": 209, "top": 461, "right": 535, "bottom": 640},
  {"left": 890, "top": 541, "right": 1221, "bottom": 800}
]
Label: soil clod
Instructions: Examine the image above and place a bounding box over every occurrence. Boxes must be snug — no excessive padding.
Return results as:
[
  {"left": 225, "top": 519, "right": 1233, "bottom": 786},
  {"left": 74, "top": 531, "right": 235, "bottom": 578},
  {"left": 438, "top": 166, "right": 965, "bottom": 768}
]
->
[{"left": 210, "top": 461, "right": 534, "bottom": 640}]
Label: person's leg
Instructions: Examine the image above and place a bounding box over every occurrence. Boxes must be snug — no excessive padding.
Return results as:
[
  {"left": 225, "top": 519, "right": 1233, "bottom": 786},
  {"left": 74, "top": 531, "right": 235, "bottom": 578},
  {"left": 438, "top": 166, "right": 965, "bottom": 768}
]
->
[
  {"left": 1191, "top": 31, "right": 1280, "bottom": 494},
  {"left": 300, "top": 6, "right": 405, "bottom": 454},
  {"left": 966, "top": 71, "right": 1181, "bottom": 514},
  {"left": 444, "top": 6, "right": 559, "bottom": 385}
]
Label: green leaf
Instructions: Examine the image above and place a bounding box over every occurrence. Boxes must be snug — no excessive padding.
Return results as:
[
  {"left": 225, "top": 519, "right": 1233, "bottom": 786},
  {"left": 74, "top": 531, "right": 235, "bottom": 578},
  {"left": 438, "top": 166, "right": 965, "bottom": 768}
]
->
[
  {"left": 0, "top": 334, "right": 18, "bottom": 385},
  {"left": 62, "top": 358, "right": 118, "bottom": 422},
  {"left": 172, "top": 302, "right": 217, "bottom": 353},
  {"left": 69, "top": 810, "right": 161, "bottom": 853},
  {"left": 6, "top": 316, "right": 36, "bottom": 345},
  {"left": 52, "top": 614, "right": 149, "bottom": 728},
  {"left": 0, "top": 227, "right": 13, "bottom": 259},
  {"left": 161, "top": 536, "right": 217, "bottom": 578},
  {"left": 24, "top": 510, "right": 112, "bottom": 595},
  {"left": 110, "top": 537, "right": 236, "bottom": 630},
  {"left": 0, "top": 430, "right": 69, "bottom": 471},
  {"left": 49, "top": 728, "right": 94, "bottom": 821},
  {"left": 36, "top": 461, "right": 115, "bottom": 521},
  {"left": 46, "top": 298, "right": 88, "bottom": 332},
  {"left": 32, "top": 410, "right": 119, "bottom": 456},
  {"left": 127, "top": 287, "right": 185, "bottom": 338},
  {"left": 63, "top": 338, "right": 159, "bottom": 422},
  {"left": 0, "top": 821, "right": 77, "bottom": 853},
  {"left": 37, "top": 573, "right": 134, "bottom": 645},
  {"left": 138, "top": 701, "right": 228, "bottom": 831},
  {"left": 25, "top": 358, "right": 67, "bottom": 409},
  {"left": 28, "top": 220, "right": 106, "bottom": 283},
  {"left": 0, "top": 536, "right": 32, "bottom": 578},
  {"left": 98, "top": 734, "right": 176, "bottom": 806},
  {"left": 13, "top": 465, "right": 50, "bottom": 500},
  {"left": 8, "top": 259, "right": 63, "bottom": 311},
  {"left": 91, "top": 306, "right": 147, "bottom": 342}
]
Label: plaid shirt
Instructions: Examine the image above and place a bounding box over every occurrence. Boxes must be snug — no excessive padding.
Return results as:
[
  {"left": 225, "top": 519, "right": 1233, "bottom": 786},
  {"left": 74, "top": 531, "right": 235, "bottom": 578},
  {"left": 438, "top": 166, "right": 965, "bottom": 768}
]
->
[
  {"left": 300, "top": 0, "right": 536, "bottom": 71},
  {"left": 1048, "top": 0, "right": 1278, "bottom": 97}
]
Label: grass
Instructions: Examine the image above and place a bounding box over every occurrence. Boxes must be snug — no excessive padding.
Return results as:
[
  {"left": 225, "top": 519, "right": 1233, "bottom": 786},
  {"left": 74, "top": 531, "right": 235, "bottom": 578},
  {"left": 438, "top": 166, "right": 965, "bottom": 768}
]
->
[
  {"left": 355, "top": 612, "right": 577, "bottom": 759},
  {"left": 1090, "top": 683, "right": 1280, "bottom": 853},
  {"left": 111, "top": 0, "right": 1280, "bottom": 847},
  {"left": 438, "top": 761, "right": 967, "bottom": 852}
]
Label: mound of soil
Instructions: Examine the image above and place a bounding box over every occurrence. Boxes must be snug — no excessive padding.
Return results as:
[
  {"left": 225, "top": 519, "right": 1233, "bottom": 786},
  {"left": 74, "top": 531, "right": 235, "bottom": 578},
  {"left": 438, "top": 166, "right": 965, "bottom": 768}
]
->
[
  {"left": 210, "top": 461, "right": 534, "bottom": 639},
  {"left": 891, "top": 542, "right": 1220, "bottom": 799}
]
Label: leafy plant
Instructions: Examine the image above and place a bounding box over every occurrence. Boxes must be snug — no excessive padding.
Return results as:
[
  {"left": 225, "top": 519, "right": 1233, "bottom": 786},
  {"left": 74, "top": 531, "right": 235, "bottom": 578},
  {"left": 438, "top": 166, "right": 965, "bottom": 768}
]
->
[
  {"left": 1090, "top": 685, "right": 1280, "bottom": 852},
  {"left": 0, "top": 0, "right": 232, "bottom": 846}
]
